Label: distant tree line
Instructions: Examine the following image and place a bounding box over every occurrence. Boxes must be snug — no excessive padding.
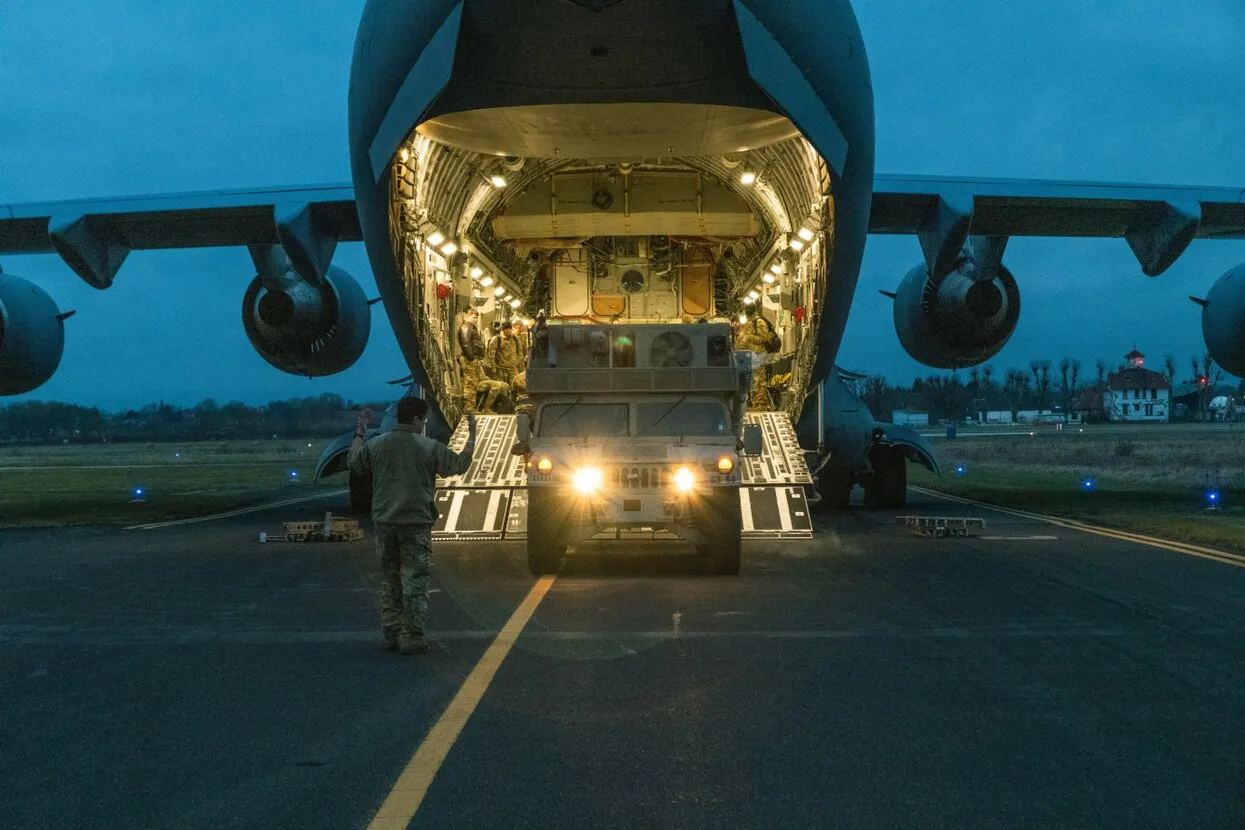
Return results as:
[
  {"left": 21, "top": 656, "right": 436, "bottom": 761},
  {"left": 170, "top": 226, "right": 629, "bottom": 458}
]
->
[
  {"left": 850, "top": 352, "right": 1245, "bottom": 423},
  {"left": 0, "top": 394, "right": 391, "bottom": 444}
]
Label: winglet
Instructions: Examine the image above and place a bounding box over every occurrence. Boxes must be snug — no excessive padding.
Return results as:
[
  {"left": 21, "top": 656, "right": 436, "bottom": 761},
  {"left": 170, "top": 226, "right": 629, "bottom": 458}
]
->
[
  {"left": 1189, "top": 296, "right": 1209, "bottom": 307},
  {"left": 878, "top": 289, "right": 897, "bottom": 299}
]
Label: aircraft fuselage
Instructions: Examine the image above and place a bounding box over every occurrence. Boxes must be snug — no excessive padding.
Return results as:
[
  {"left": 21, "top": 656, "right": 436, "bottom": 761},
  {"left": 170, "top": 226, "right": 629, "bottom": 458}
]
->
[{"left": 346, "top": 0, "right": 876, "bottom": 450}]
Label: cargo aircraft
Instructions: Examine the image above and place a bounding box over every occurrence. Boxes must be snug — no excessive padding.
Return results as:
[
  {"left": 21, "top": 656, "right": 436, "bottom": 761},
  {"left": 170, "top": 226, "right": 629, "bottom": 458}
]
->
[{"left": 2, "top": 0, "right": 1244, "bottom": 522}]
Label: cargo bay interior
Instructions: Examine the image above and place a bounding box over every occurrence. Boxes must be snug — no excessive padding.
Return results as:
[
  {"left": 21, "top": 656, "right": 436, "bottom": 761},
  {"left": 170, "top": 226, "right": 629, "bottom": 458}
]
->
[{"left": 385, "top": 104, "right": 835, "bottom": 424}]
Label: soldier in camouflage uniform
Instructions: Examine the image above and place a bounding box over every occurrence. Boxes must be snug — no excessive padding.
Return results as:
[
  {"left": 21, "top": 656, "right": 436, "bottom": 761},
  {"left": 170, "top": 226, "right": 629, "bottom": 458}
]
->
[
  {"left": 734, "top": 305, "right": 781, "bottom": 410},
  {"left": 487, "top": 320, "right": 525, "bottom": 387},
  {"left": 348, "top": 398, "right": 476, "bottom": 654},
  {"left": 459, "top": 309, "right": 508, "bottom": 413},
  {"left": 512, "top": 319, "right": 531, "bottom": 360}
]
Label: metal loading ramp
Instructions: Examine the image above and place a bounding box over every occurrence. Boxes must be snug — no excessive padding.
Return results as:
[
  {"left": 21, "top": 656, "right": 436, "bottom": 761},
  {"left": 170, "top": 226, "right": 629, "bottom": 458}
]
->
[
  {"left": 739, "top": 412, "right": 814, "bottom": 538},
  {"left": 433, "top": 413, "right": 813, "bottom": 541}
]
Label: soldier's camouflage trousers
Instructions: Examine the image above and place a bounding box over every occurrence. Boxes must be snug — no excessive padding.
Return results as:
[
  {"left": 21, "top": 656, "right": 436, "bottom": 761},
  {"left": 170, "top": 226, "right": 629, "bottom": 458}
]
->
[
  {"left": 374, "top": 522, "right": 433, "bottom": 638},
  {"left": 749, "top": 365, "right": 769, "bottom": 410},
  {"left": 461, "top": 356, "right": 508, "bottom": 412}
]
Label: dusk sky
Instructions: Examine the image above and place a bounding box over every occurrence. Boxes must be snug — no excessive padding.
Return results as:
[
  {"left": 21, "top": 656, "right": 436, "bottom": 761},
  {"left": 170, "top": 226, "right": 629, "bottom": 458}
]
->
[{"left": 2, "top": 1, "right": 1243, "bottom": 410}]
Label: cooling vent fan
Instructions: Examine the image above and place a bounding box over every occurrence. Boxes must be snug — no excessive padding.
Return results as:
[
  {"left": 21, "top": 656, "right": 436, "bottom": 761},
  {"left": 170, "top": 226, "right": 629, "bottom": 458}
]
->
[{"left": 650, "top": 331, "right": 694, "bottom": 367}]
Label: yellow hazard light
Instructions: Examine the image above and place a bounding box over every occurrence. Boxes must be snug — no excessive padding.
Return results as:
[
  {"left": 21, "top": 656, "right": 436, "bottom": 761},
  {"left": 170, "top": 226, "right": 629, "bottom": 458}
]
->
[
  {"left": 717, "top": 456, "right": 735, "bottom": 474},
  {"left": 536, "top": 457, "right": 553, "bottom": 474},
  {"left": 572, "top": 466, "right": 603, "bottom": 494},
  {"left": 673, "top": 466, "right": 695, "bottom": 492}
]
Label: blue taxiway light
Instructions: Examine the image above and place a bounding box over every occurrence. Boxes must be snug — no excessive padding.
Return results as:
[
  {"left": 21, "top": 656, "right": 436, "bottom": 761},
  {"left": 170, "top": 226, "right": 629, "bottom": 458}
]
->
[
  {"left": 955, "top": 464, "right": 966, "bottom": 475},
  {"left": 1208, "top": 491, "right": 1220, "bottom": 503},
  {"left": 134, "top": 488, "right": 144, "bottom": 497},
  {"left": 1082, "top": 479, "right": 1094, "bottom": 490},
  {"left": 290, "top": 471, "right": 299, "bottom": 479}
]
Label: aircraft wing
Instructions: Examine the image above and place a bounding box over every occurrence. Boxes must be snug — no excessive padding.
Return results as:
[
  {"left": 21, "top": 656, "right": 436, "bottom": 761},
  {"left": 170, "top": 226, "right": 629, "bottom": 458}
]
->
[
  {"left": 870, "top": 174, "right": 1245, "bottom": 277},
  {"left": 0, "top": 183, "right": 360, "bottom": 288},
  {"left": 3, "top": 175, "right": 1244, "bottom": 287}
]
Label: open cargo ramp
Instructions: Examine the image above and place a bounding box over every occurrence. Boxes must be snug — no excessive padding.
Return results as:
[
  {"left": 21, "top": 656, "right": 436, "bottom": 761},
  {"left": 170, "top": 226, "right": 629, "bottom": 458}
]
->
[{"left": 432, "top": 412, "right": 813, "bottom": 541}]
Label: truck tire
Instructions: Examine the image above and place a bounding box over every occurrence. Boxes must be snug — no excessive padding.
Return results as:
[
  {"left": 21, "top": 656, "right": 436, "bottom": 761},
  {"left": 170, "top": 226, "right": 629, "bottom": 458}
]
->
[
  {"left": 526, "top": 488, "right": 566, "bottom": 575},
  {"left": 864, "top": 447, "right": 907, "bottom": 509},
  {"left": 695, "top": 489, "right": 743, "bottom": 574},
  {"left": 349, "top": 472, "right": 374, "bottom": 516},
  {"left": 817, "top": 462, "right": 853, "bottom": 509}
]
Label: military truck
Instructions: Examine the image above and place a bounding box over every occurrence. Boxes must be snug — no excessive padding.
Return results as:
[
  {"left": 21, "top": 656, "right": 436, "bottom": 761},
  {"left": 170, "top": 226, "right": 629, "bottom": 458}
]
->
[{"left": 516, "top": 321, "right": 754, "bottom": 575}]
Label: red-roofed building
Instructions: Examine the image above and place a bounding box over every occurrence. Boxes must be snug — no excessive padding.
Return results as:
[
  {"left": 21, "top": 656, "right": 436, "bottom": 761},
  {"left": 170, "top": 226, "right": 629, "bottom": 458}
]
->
[{"left": 1106, "top": 350, "right": 1170, "bottom": 422}]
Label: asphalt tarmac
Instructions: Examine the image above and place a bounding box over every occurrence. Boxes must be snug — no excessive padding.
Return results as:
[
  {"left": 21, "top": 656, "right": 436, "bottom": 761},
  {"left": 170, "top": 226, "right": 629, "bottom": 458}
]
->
[{"left": 2, "top": 489, "right": 1244, "bottom": 829}]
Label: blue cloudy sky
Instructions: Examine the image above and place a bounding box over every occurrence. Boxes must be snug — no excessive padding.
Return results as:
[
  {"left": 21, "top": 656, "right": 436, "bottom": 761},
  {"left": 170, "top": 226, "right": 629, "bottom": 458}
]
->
[{"left": 2, "top": 1, "right": 1243, "bottom": 410}]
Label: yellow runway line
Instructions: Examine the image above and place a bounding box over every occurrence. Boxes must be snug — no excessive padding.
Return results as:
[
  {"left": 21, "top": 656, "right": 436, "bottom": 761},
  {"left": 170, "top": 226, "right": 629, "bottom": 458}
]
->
[
  {"left": 367, "top": 574, "right": 557, "bottom": 829},
  {"left": 910, "top": 486, "right": 1245, "bottom": 569}
]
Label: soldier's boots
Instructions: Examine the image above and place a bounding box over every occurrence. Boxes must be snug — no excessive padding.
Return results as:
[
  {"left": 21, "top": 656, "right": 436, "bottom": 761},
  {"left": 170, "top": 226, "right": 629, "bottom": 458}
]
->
[
  {"left": 382, "top": 630, "right": 400, "bottom": 652},
  {"left": 400, "top": 634, "right": 430, "bottom": 655}
]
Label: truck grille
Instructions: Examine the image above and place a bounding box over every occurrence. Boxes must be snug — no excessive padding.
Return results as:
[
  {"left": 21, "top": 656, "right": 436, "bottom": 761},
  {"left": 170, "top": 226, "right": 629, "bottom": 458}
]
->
[{"left": 609, "top": 466, "right": 669, "bottom": 489}]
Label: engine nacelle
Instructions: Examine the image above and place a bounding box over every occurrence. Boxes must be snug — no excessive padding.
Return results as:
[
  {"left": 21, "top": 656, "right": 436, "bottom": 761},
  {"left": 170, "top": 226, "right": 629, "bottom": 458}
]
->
[
  {"left": 242, "top": 265, "right": 371, "bottom": 377},
  {"left": 1197, "top": 264, "right": 1245, "bottom": 378},
  {"left": 891, "top": 256, "right": 1020, "bottom": 369},
  {"left": 0, "top": 274, "right": 69, "bottom": 396}
]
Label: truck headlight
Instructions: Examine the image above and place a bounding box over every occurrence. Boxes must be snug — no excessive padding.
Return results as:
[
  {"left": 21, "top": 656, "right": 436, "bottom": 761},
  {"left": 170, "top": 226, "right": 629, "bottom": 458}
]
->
[
  {"left": 536, "top": 457, "right": 553, "bottom": 474},
  {"left": 572, "top": 466, "right": 603, "bottom": 494},
  {"left": 717, "top": 456, "right": 735, "bottom": 474},
  {"left": 673, "top": 466, "right": 696, "bottom": 492}
]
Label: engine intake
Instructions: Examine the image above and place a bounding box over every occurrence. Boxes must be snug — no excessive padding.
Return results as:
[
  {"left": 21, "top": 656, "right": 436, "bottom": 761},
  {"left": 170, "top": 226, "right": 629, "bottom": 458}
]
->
[
  {"left": 891, "top": 255, "right": 1020, "bottom": 369},
  {"left": 243, "top": 265, "right": 371, "bottom": 377},
  {"left": 1196, "top": 264, "right": 1245, "bottom": 378},
  {"left": 0, "top": 274, "right": 69, "bottom": 396}
]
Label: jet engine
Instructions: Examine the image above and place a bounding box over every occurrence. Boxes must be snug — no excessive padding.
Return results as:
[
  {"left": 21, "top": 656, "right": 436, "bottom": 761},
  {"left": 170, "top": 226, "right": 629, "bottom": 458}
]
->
[
  {"left": 890, "top": 255, "right": 1020, "bottom": 369},
  {"left": 1194, "top": 263, "right": 1245, "bottom": 378},
  {"left": 0, "top": 273, "right": 70, "bottom": 396},
  {"left": 242, "top": 264, "right": 371, "bottom": 377}
]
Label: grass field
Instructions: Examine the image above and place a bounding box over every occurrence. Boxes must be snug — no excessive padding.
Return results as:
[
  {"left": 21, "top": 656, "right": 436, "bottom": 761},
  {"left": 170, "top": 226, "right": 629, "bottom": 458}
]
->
[
  {"left": 0, "top": 439, "right": 344, "bottom": 527},
  {"left": 912, "top": 422, "right": 1245, "bottom": 552}
]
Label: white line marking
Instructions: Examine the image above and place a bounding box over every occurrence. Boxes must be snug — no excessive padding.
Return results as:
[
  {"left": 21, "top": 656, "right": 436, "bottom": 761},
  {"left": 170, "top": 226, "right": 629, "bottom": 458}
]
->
[
  {"left": 367, "top": 575, "right": 557, "bottom": 828},
  {"left": 125, "top": 490, "right": 348, "bottom": 531},
  {"left": 483, "top": 489, "right": 502, "bottom": 531},
  {"left": 979, "top": 535, "right": 1060, "bottom": 540},
  {"left": 911, "top": 485, "right": 1245, "bottom": 569},
  {"left": 443, "top": 489, "right": 466, "bottom": 532},
  {"left": 775, "top": 486, "right": 794, "bottom": 531},
  {"left": 739, "top": 487, "right": 755, "bottom": 532}
]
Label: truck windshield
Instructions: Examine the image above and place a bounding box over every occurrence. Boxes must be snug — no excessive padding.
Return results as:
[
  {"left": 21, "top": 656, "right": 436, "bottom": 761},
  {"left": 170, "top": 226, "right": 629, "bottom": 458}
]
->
[
  {"left": 635, "top": 401, "right": 730, "bottom": 437},
  {"left": 539, "top": 403, "right": 630, "bottom": 438}
]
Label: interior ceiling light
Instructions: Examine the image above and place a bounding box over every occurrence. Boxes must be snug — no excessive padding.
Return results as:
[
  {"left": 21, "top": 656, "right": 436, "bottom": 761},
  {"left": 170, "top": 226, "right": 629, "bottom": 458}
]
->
[
  {"left": 762, "top": 273, "right": 776, "bottom": 284},
  {"left": 399, "top": 147, "right": 410, "bottom": 163},
  {"left": 789, "top": 238, "right": 805, "bottom": 251},
  {"left": 770, "top": 262, "right": 783, "bottom": 274},
  {"left": 747, "top": 290, "right": 760, "bottom": 300},
  {"left": 742, "top": 297, "right": 755, "bottom": 306},
  {"left": 489, "top": 175, "right": 508, "bottom": 188},
  {"left": 797, "top": 227, "right": 815, "bottom": 242},
  {"left": 480, "top": 275, "right": 495, "bottom": 287},
  {"left": 739, "top": 171, "right": 757, "bottom": 186},
  {"left": 494, "top": 286, "right": 506, "bottom": 297},
  {"left": 509, "top": 298, "right": 522, "bottom": 308},
  {"left": 426, "top": 230, "right": 446, "bottom": 247},
  {"left": 440, "top": 241, "right": 459, "bottom": 256},
  {"left": 469, "top": 266, "right": 484, "bottom": 279}
]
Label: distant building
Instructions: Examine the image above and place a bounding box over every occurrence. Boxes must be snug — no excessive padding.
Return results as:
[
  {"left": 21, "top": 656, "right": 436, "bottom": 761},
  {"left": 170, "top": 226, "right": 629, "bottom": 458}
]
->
[
  {"left": 1074, "top": 389, "right": 1106, "bottom": 423},
  {"left": 1106, "top": 349, "right": 1169, "bottom": 422},
  {"left": 892, "top": 411, "right": 929, "bottom": 427}
]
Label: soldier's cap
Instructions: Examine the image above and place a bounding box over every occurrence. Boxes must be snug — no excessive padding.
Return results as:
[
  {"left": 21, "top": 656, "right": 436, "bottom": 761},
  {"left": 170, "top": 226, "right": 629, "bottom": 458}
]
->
[{"left": 501, "top": 320, "right": 514, "bottom": 330}]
